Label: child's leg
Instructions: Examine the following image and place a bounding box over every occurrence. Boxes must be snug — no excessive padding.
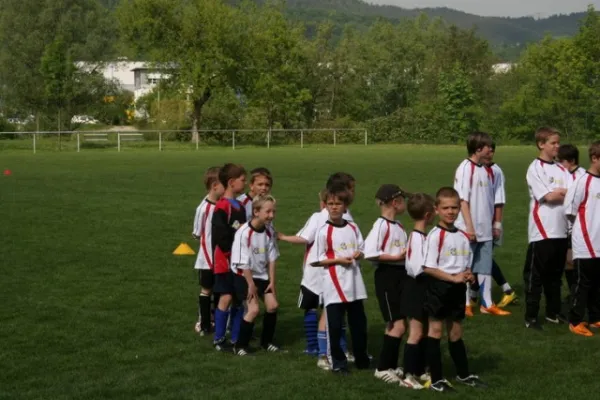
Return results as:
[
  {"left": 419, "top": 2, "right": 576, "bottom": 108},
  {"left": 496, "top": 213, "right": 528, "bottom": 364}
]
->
[
  {"left": 565, "top": 249, "right": 576, "bottom": 294},
  {"left": 403, "top": 319, "right": 423, "bottom": 376},
  {"left": 325, "top": 303, "right": 347, "bottom": 371},
  {"left": 214, "top": 293, "right": 232, "bottom": 343},
  {"left": 236, "top": 298, "right": 260, "bottom": 351},
  {"left": 377, "top": 319, "right": 405, "bottom": 372},
  {"left": 492, "top": 259, "right": 513, "bottom": 293},
  {"left": 317, "top": 310, "right": 328, "bottom": 358},
  {"left": 299, "top": 287, "right": 319, "bottom": 354},
  {"left": 587, "top": 261, "right": 600, "bottom": 325},
  {"left": 261, "top": 293, "right": 279, "bottom": 348},
  {"left": 346, "top": 300, "right": 370, "bottom": 369},
  {"left": 229, "top": 299, "right": 244, "bottom": 344},
  {"left": 446, "top": 320, "right": 470, "bottom": 379},
  {"left": 199, "top": 288, "right": 212, "bottom": 331},
  {"left": 425, "top": 319, "right": 443, "bottom": 383},
  {"left": 523, "top": 243, "right": 545, "bottom": 322},
  {"left": 569, "top": 259, "right": 592, "bottom": 327}
]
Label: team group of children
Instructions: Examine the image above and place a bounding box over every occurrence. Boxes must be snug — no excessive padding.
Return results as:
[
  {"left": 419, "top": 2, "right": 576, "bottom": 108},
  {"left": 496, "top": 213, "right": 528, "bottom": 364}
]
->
[{"left": 190, "top": 128, "right": 600, "bottom": 393}]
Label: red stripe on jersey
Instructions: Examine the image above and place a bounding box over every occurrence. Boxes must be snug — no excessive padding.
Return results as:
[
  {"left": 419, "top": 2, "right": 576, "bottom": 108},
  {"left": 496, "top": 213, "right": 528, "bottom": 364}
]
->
[
  {"left": 436, "top": 229, "right": 446, "bottom": 264},
  {"left": 213, "top": 247, "right": 231, "bottom": 274},
  {"left": 572, "top": 173, "right": 577, "bottom": 181},
  {"left": 380, "top": 221, "right": 391, "bottom": 251},
  {"left": 459, "top": 230, "right": 470, "bottom": 240},
  {"left": 247, "top": 228, "right": 254, "bottom": 248},
  {"left": 242, "top": 194, "right": 252, "bottom": 206},
  {"left": 533, "top": 200, "right": 548, "bottom": 239},
  {"left": 578, "top": 175, "right": 596, "bottom": 258},
  {"left": 407, "top": 233, "right": 413, "bottom": 260},
  {"left": 485, "top": 166, "right": 494, "bottom": 184},
  {"left": 557, "top": 164, "right": 566, "bottom": 172},
  {"left": 326, "top": 224, "right": 348, "bottom": 303},
  {"left": 200, "top": 203, "right": 214, "bottom": 270}
]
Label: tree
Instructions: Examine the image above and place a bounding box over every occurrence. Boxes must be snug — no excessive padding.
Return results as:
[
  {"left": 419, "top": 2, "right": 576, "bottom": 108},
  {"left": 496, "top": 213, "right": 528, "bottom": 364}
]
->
[{"left": 117, "top": 0, "right": 248, "bottom": 141}]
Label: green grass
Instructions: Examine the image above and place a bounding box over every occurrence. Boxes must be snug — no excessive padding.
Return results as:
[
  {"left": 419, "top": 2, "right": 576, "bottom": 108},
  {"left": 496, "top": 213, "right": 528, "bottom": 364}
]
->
[{"left": 2, "top": 145, "right": 600, "bottom": 400}]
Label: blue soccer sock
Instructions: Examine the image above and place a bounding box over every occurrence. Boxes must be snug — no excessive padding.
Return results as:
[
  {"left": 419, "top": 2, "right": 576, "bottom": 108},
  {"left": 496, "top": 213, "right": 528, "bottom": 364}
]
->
[
  {"left": 318, "top": 330, "right": 328, "bottom": 357},
  {"left": 303, "top": 310, "right": 318, "bottom": 353},
  {"left": 214, "top": 308, "right": 229, "bottom": 343},
  {"left": 340, "top": 325, "right": 348, "bottom": 353},
  {"left": 229, "top": 306, "right": 244, "bottom": 344}
]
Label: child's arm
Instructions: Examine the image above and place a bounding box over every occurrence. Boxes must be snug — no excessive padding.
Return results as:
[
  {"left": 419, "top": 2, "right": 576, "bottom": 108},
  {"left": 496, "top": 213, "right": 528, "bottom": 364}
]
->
[
  {"left": 454, "top": 164, "right": 476, "bottom": 240},
  {"left": 527, "top": 164, "right": 566, "bottom": 205},
  {"left": 277, "top": 233, "right": 308, "bottom": 244},
  {"left": 242, "top": 268, "right": 257, "bottom": 300},
  {"left": 363, "top": 221, "right": 405, "bottom": 262},
  {"left": 192, "top": 205, "right": 203, "bottom": 240},
  {"left": 307, "top": 228, "right": 353, "bottom": 267},
  {"left": 266, "top": 261, "right": 277, "bottom": 295},
  {"left": 460, "top": 201, "right": 476, "bottom": 241},
  {"left": 423, "top": 267, "right": 465, "bottom": 283}
]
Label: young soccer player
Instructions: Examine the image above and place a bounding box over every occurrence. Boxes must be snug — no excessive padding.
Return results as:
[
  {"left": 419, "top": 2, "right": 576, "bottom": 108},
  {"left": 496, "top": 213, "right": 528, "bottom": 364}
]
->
[
  {"left": 231, "top": 195, "right": 282, "bottom": 354},
  {"left": 402, "top": 193, "right": 436, "bottom": 390},
  {"left": 423, "top": 187, "right": 486, "bottom": 392},
  {"left": 237, "top": 167, "right": 273, "bottom": 219},
  {"left": 454, "top": 132, "right": 510, "bottom": 316},
  {"left": 278, "top": 188, "right": 354, "bottom": 370},
  {"left": 523, "top": 127, "right": 570, "bottom": 330},
  {"left": 364, "top": 184, "right": 409, "bottom": 385},
  {"left": 326, "top": 172, "right": 356, "bottom": 220},
  {"left": 308, "top": 184, "right": 370, "bottom": 374},
  {"left": 211, "top": 163, "right": 247, "bottom": 351},
  {"left": 193, "top": 166, "right": 225, "bottom": 336},
  {"left": 557, "top": 144, "right": 586, "bottom": 298},
  {"left": 564, "top": 141, "right": 600, "bottom": 337}
]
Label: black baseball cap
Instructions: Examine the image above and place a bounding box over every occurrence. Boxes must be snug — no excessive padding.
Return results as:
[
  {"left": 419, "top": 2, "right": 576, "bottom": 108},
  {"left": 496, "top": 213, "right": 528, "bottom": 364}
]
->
[{"left": 375, "top": 184, "right": 411, "bottom": 203}]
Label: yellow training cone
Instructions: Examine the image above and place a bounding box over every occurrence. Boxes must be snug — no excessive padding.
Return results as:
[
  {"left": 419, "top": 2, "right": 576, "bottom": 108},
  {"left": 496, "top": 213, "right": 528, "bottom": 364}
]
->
[{"left": 173, "top": 242, "right": 196, "bottom": 255}]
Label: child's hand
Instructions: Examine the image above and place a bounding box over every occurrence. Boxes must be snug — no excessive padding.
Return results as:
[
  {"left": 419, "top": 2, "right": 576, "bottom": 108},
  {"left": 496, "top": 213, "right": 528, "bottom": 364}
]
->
[
  {"left": 452, "top": 273, "right": 466, "bottom": 284},
  {"left": 247, "top": 283, "right": 257, "bottom": 301},
  {"left": 397, "top": 249, "right": 407, "bottom": 261},
  {"left": 276, "top": 232, "right": 284, "bottom": 241},
  {"left": 353, "top": 251, "right": 362, "bottom": 260},
  {"left": 339, "top": 257, "right": 354, "bottom": 266},
  {"left": 265, "top": 282, "right": 276, "bottom": 296}
]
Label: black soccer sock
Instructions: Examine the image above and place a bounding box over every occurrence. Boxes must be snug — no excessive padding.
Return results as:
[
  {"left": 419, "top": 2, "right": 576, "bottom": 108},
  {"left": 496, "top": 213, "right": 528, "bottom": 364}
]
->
[
  {"left": 492, "top": 259, "right": 508, "bottom": 287},
  {"left": 377, "top": 334, "right": 401, "bottom": 371},
  {"left": 199, "top": 294, "right": 212, "bottom": 331},
  {"left": 261, "top": 312, "right": 277, "bottom": 347},
  {"left": 237, "top": 319, "right": 255, "bottom": 349},
  {"left": 402, "top": 343, "right": 421, "bottom": 376},
  {"left": 565, "top": 270, "right": 576, "bottom": 294},
  {"left": 426, "top": 337, "right": 443, "bottom": 383},
  {"left": 448, "top": 339, "right": 470, "bottom": 379},
  {"left": 417, "top": 338, "right": 428, "bottom": 376}
]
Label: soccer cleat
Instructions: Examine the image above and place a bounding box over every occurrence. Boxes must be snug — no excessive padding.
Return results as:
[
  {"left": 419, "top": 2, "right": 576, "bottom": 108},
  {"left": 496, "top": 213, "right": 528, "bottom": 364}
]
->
[
  {"left": 332, "top": 367, "right": 350, "bottom": 376},
  {"left": 480, "top": 304, "right": 511, "bottom": 316},
  {"left": 393, "top": 367, "right": 404, "bottom": 378},
  {"left": 589, "top": 321, "right": 600, "bottom": 329},
  {"left": 194, "top": 322, "right": 201, "bottom": 333},
  {"left": 213, "top": 338, "right": 233, "bottom": 352},
  {"left": 497, "top": 292, "right": 518, "bottom": 308},
  {"left": 345, "top": 352, "right": 355, "bottom": 363},
  {"left": 469, "top": 298, "right": 478, "bottom": 307},
  {"left": 427, "top": 379, "right": 455, "bottom": 392},
  {"left": 374, "top": 369, "right": 402, "bottom": 384},
  {"left": 420, "top": 372, "right": 431, "bottom": 383},
  {"left": 546, "top": 314, "right": 568, "bottom": 324},
  {"left": 401, "top": 374, "right": 425, "bottom": 390},
  {"left": 263, "top": 343, "right": 287, "bottom": 353},
  {"left": 525, "top": 318, "right": 543, "bottom": 331},
  {"left": 456, "top": 375, "right": 488, "bottom": 388},
  {"left": 234, "top": 346, "right": 255, "bottom": 356},
  {"left": 569, "top": 323, "right": 593, "bottom": 337},
  {"left": 465, "top": 305, "right": 474, "bottom": 318},
  {"left": 317, "top": 355, "right": 331, "bottom": 370}
]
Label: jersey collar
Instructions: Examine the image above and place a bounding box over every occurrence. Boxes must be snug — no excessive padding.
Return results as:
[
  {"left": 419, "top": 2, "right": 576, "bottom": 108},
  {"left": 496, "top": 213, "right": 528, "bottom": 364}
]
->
[
  {"left": 327, "top": 220, "right": 348, "bottom": 228},
  {"left": 537, "top": 157, "right": 555, "bottom": 165},
  {"left": 436, "top": 224, "right": 458, "bottom": 233},
  {"left": 249, "top": 220, "right": 266, "bottom": 233}
]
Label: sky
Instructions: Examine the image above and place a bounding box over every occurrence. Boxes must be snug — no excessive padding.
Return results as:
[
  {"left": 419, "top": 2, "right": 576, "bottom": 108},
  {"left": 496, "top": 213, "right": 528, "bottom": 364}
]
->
[{"left": 366, "top": 0, "right": 600, "bottom": 17}]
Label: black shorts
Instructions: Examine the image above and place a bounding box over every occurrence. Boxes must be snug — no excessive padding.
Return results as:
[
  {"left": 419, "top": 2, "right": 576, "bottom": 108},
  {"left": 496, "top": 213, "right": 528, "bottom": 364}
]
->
[
  {"left": 298, "top": 285, "right": 321, "bottom": 310},
  {"left": 567, "top": 234, "right": 572, "bottom": 250},
  {"left": 401, "top": 274, "right": 427, "bottom": 321},
  {"left": 425, "top": 278, "right": 466, "bottom": 321},
  {"left": 213, "top": 271, "right": 235, "bottom": 295},
  {"left": 234, "top": 274, "right": 271, "bottom": 300},
  {"left": 375, "top": 265, "right": 408, "bottom": 322},
  {"left": 198, "top": 269, "right": 214, "bottom": 289}
]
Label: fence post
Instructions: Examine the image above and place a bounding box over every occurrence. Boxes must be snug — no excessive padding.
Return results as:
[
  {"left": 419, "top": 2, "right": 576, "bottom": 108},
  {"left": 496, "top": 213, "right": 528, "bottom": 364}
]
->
[
  {"left": 159, "top": 132, "right": 162, "bottom": 152},
  {"left": 117, "top": 133, "right": 121, "bottom": 152},
  {"left": 364, "top": 129, "right": 368, "bottom": 146},
  {"left": 333, "top": 130, "right": 336, "bottom": 146},
  {"left": 77, "top": 133, "right": 80, "bottom": 152},
  {"left": 232, "top": 131, "right": 235, "bottom": 150},
  {"left": 195, "top": 131, "right": 199, "bottom": 150},
  {"left": 33, "top": 133, "right": 36, "bottom": 154},
  {"left": 58, "top": 132, "right": 62, "bottom": 152},
  {"left": 300, "top": 130, "right": 304, "bottom": 149},
  {"left": 267, "top": 128, "right": 271, "bottom": 149}
]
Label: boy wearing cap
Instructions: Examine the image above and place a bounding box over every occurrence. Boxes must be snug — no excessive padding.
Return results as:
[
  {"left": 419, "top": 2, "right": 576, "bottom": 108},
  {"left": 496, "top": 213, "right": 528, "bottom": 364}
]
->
[{"left": 364, "top": 184, "right": 410, "bottom": 385}]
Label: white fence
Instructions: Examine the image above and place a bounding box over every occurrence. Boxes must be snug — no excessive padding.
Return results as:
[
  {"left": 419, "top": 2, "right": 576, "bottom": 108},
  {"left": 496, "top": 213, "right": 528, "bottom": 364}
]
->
[{"left": 0, "top": 128, "right": 369, "bottom": 153}]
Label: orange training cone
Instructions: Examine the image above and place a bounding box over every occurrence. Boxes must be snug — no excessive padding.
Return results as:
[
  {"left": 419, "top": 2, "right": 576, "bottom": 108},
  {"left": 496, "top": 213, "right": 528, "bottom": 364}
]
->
[{"left": 173, "top": 242, "right": 196, "bottom": 255}]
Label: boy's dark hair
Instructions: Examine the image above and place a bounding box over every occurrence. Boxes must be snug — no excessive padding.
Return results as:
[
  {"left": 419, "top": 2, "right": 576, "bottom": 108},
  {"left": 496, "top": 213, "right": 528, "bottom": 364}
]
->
[
  {"left": 324, "top": 182, "right": 352, "bottom": 206},
  {"left": 218, "top": 163, "right": 246, "bottom": 188},
  {"left": 326, "top": 172, "right": 355, "bottom": 189},
  {"left": 535, "top": 127, "right": 560, "bottom": 149},
  {"left": 466, "top": 131, "right": 493, "bottom": 155},
  {"left": 407, "top": 193, "right": 435, "bottom": 220},
  {"left": 204, "top": 166, "right": 221, "bottom": 191},
  {"left": 435, "top": 186, "right": 460, "bottom": 206},
  {"left": 558, "top": 144, "right": 579, "bottom": 164},
  {"left": 589, "top": 141, "right": 600, "bottom": 161},
  {"left": 250, "top": 167, "right": 273, "bottom": 185}
]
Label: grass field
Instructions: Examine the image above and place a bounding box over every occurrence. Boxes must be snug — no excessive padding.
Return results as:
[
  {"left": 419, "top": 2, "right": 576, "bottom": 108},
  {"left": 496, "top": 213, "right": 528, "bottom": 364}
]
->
[{"left": 2, "top": 145, "right": 600, "bottom": 400}]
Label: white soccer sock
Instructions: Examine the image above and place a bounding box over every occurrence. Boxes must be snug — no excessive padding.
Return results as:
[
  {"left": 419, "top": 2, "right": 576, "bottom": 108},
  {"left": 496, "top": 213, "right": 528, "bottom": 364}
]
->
[
  {"left": 501, "top": 282, "right": 512, "bottom": 293},
  {"left": 478, "top": 275, "right": 493, "bottom": 308},
  {"left": 465, "top": 284, "right": 472, "bottom": 306}
]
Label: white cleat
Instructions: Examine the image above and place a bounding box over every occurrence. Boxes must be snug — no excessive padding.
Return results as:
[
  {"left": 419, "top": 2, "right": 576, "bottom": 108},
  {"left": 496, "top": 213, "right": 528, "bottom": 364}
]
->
[
  {"left": 317, "top": 355, "right": 331, "bottom": 370},
  {"left": 401, "top": 374, "right": 425, "bottom": 390},
  {"left": 374, "top": 369, "right": 402, "bottom": 384}
]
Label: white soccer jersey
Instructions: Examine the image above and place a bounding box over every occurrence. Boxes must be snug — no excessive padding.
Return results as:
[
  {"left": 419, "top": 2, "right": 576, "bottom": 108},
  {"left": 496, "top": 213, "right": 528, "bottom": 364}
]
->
[
  {"left": 423, "top": 226, "right": 473, "bottom": 275},
  {"left": 406, "top": 230, "right": 427, "bottom": 277},
  {"left": 193, "top": 197, "right": 216, "bottom": 270},
  {"left": 526, "top": 158, "right": 570, "bottom": 242},
  {"left": 231, "top": 222, "right": 279, "bottom": 280},
  {"left": 454, "top": 159, "right": 495, "bottom": 242},
  {"left": 364, "top": 217, "right": 408, "bottom": 267},
  {"left": 569, "top": 166, "right": 586, "bottom": 184},
  {"left": 564, "top": 172, "right": 600, "bottom": 259},
  {"left": 297, "top": 209, "right": 353, "bottom": 294},
  {"left": 487, "top": 163, "right": 506, "bottom": 246},
  {"left": 237, "top": 192, "right": 254, "bottom": 220},
  {"left": 308, "top": 221, "right": 367, "bottom": 306}
]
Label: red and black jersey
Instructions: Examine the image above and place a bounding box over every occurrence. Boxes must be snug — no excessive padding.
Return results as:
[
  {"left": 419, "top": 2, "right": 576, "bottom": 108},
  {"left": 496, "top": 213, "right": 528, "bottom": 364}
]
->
[{"left": 211, "top": 197, "right": 247, "bottom": 274}]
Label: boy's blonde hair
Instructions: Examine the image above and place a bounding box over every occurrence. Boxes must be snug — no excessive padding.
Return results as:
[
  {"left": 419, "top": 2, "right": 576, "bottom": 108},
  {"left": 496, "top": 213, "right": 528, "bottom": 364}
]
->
[
  {"left": 252, "top": 194, "right": 276, "bottom": 212},
  {"left": 589, "top": 141, "right": 600, "bottom": 161},
  {"left": 535, "top": 127, "right": 560, "bottom": 149},
  {"left": 435, "top": 187, "right": 460, "bottom": 206},
  {"left": 318, "top": 188, "right": 328, "bottom": 203},
  {"left": 204, "top": 166, "right": 221, "bottom": 191},
  {"left": 250, "top": 167, "right": 273, "bottom": 185}
]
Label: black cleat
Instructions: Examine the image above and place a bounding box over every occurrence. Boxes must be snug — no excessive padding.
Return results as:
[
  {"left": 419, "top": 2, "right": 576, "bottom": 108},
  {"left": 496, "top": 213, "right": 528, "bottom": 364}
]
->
[
  {"left": 428, "top": 379, "right": 456, "bottom": 392},
  {"left": 525, "top": 318, "right": 543, "bottom": 331},
  {"left": 457, "top": 375, "right": 488, "bottom": 388}
]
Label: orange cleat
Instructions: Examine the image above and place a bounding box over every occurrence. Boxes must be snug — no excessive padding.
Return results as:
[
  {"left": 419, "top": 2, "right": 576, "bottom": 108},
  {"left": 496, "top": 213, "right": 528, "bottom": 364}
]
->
[
  {"left": 465, "top": 306, "right": 474, "bottom": 318},
  {"left": 570, "top": 323, "right": 593, "bottom": 337},
  {"left": 480, "top": 304, "right": 511, "bottom": 316},
  {"left": 588, "top": 321, "right": 600, "bottom": 329}
]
